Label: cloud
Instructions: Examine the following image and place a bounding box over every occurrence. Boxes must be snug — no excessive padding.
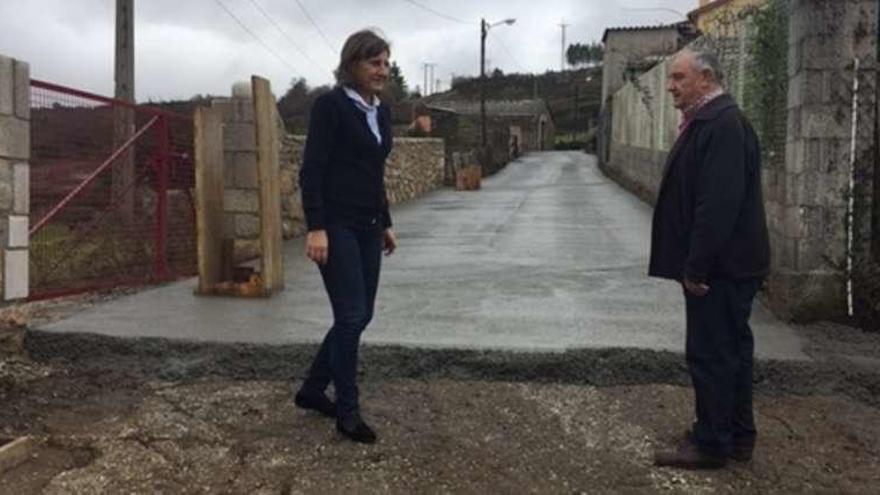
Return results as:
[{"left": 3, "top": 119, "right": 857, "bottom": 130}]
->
[{"left": 0, "top": 0, "right": 699, "bottom": 101}]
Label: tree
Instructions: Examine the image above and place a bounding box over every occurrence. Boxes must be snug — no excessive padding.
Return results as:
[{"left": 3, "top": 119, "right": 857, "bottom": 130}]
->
[
  {"left": 566, "top": 42, "right": 604, "bottom": 67},
  {"left": 386, "top": 62, "right": 408, "bottom": 102},
  {"left": 491, "top": 68, "right": 505, "bottom": 78},
  {"left": 276, "top": 78, "right": 331, "bottom": 133},
  {"left": 277, "top": 77, "right": 309, "bottom": 119}
]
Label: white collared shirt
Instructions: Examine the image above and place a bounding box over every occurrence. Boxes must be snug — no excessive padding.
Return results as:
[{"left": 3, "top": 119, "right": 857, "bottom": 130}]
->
[{"left": 343, "top": 86, "right": 382, "bottom": 145}]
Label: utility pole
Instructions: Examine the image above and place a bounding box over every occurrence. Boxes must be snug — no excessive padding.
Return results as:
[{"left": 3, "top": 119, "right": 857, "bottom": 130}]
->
[
  {"left": 114, "top": 0, "right": 135, "bottom": 221},
  {"left": 423, "top": 63, "right": 429, "bottom": 97},
  {"left": 559, "top": 20, "right": 569, "bottom": 71},
  {"left": 479, "top": 17, "right": 515, "bottom": 146},
  {"left": 422, "top": 63, "right": 436, "bottom": 96},
  {"left": 573, "top": 84, "right": 579, "bottom": 141},
  {"left": 480, "top": 18, "right": 487, "bottom": 146},
  {"left": 429, "top": 63, "right": 436, "bottom": 94}
]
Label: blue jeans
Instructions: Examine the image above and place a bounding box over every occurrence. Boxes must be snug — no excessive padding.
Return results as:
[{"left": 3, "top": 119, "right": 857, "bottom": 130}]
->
[
  {"left": 685, "top": 277, "right": 761, "bottom": 457},
  {"left": 302, "top": 224, "right": 383, "bottom": 417}
]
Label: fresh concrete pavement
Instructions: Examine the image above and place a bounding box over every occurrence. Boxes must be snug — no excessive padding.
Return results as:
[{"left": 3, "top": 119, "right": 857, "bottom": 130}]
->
[{"left": 37, "top": 152, "right": 807, "bottom": 360}]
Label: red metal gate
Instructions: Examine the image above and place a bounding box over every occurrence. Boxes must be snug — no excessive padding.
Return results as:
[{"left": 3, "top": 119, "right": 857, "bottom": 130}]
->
[{"left": 29, "top": 80, "right": 197, "bottom": 300}]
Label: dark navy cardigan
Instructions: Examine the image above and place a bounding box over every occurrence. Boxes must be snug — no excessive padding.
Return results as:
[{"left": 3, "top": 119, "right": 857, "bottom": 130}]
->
[{"left": 299, "top": 86, "right": 393, "bottom": 231}]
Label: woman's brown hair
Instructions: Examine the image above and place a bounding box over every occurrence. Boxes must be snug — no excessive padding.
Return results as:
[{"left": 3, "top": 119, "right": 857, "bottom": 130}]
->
[{"left": 335, "top": 29, "right": 391, "bottom": 86}]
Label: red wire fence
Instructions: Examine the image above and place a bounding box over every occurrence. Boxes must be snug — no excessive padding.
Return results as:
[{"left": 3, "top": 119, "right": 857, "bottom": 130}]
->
[{"left": 28, "top": 80, "right": 197, "bottom": 300}]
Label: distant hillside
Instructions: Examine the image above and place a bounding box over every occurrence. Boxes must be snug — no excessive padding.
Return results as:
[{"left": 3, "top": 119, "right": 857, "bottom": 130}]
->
[
  {"left": 424, "top": 67, "right": 602, "bottom": 135},
  {"left": 143, "top": 67, "right": 604, "bottom": 139}
]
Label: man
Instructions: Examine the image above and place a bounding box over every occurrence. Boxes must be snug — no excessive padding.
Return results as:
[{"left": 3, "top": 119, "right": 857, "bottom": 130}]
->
[{"left": 649, "top": 49, "right": 771, "bottom": 469}]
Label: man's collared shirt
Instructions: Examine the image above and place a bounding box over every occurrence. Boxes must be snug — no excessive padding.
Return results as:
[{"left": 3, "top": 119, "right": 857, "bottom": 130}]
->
[
  {"left": 343, "top": 86, "right": 382, "bottom": 145},
  {"left": 679, "top": 88, "right": 725, "bottom": 135}
]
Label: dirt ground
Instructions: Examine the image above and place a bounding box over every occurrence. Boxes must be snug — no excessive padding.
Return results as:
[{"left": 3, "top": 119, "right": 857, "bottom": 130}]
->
[{"left": 0, "top": 294, "right": 879, "bottom": 494}]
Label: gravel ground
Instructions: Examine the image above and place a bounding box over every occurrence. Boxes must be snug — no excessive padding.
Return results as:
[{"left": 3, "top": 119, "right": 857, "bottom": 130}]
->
[{"left": 1, "top": 370, "right": 879, "bottom": 494}]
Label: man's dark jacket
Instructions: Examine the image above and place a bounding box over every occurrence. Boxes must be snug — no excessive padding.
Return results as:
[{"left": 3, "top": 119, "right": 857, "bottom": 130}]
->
[
  {"left": 299, "top": 86, "right": 393, "bottom": 232},
  {"left": 649, "top": 94, "right": 770, "bottom": 283}
]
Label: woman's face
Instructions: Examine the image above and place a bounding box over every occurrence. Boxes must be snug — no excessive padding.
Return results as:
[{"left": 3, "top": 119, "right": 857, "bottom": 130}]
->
[{"left": 351, "top": 51, "right": 390, "bottom": 96}]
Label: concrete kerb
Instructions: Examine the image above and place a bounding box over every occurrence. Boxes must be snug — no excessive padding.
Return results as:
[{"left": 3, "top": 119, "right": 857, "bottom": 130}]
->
[{"left": 24, "top": 330, "right": 880, "bottom": 409}]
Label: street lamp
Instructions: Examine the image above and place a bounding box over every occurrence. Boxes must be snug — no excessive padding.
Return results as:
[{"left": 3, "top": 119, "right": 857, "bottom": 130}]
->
[{"left": 481, "top": 17, "right": 516, "bottom": 146}]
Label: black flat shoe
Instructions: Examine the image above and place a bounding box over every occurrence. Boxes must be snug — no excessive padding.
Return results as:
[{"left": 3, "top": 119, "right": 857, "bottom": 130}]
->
[
  {"left": 294, "top": 389, "right": 336, "bottom": 418},
  {"left": 336, "top": 413, "right": 377, "bottom": 444}
]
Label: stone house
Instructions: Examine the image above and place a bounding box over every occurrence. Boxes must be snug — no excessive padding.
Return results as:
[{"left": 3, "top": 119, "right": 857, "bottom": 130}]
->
[
  {"left": 601, "top": 22, "right": 699, "bottom": 108},
  {"left": 427, "top": 100, "right": 555, "bottom": 151},
  {"left": 688, "top": 0, "right": 768, "bottom": 38},
  {"left": 425, "top": 99, "right": 556, "bottom": 181}
]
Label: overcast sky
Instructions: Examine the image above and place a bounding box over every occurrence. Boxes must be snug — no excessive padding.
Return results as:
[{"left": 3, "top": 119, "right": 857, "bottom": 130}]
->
[{"left": 0, "top": 0, "right": 697, "bottom": 101}]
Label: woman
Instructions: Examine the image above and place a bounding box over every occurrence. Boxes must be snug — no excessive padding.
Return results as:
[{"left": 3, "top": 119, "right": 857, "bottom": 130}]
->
[{"left": 295, "top": 29, "right": 398, "bottom": 444}]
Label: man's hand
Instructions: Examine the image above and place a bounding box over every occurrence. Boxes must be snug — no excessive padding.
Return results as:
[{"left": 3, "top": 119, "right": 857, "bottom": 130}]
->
[
  {"left": 683, "top": 278, "right": 710, "bottom": 297},
  {"left": 383, "top": 228, "right": 398, "bottom": 256},
  {"left": 306, "top": 230, "right": 329, "bottom": 265}
]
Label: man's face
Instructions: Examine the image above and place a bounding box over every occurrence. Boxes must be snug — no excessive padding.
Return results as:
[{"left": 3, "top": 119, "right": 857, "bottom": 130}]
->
[{"left": 667, "top": 52, "right": 712, "bottom": 110}]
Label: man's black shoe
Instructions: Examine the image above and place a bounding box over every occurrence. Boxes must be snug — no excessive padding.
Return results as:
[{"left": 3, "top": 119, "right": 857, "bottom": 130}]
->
[
  {"left": 654, "top": 442, "right": 727, "bottom": 470},
  {"left": 336, "top": 413, "right": 377, "bottom": 444},
  {"left": 685, "top": 429, "right": 754, "bottom": 462},
  {"left": 294, "top": 389, "right": 335, "bottom": 418}
]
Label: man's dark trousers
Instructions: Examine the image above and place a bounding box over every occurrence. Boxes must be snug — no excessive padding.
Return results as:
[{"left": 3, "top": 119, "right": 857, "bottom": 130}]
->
[
  {"left": 685, "top": 277, "right": 761, "bottom": 458},
  {"left": 302, "top": 224, "right": 383, "bottom": 418}
]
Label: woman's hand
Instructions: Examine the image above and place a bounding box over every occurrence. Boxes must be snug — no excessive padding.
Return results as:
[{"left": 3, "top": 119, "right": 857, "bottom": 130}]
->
[
  {"left": 306, "top": 230, "right": 329, "bottom": 265},
  {"left": 383, "top": 228, "right": 398, "bottom": 256}
]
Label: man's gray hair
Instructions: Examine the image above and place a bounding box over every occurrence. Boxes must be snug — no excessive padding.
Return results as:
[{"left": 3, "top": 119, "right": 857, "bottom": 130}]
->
[{"left": 689, "top": 49, "right": 725, "bottom": 86}]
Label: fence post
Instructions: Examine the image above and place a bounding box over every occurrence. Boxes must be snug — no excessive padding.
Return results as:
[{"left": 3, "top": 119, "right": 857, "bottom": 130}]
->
[
  {"left": 251, "top": 76, "right": 284, "bottom": 293},
  {"left": 0, "top": 54, "right": 30, "bottom": 301}
]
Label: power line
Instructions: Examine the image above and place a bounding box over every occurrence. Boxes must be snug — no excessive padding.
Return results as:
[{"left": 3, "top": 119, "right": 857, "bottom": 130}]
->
[
  {"left": 213, "top": 0, "right": 302, "bottom": 74},
  {"left": 292, "top": 0, "right": 337, "bottom": 54},
  {"left": 399, "top": 0, "right": 469, "bottom": 24},
  {"left": 244, "top": 0, "right": 330, "bottom": 73},
  {"left": 489, "top": 31, "right": 527, "bottom": 74}
]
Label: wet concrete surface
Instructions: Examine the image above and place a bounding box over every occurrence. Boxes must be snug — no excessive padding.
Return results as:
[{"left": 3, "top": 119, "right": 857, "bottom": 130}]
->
[{"left": 37, "top": 152, "right": 805, "bottom": 360}]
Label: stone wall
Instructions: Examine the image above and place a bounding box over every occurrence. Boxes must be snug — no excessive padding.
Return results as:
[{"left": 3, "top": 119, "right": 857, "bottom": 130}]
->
[
  {"left": 385, "top": 137, "right": 445, "bottom": 204},
  {"left": 603, "top": 57, "right": 679, "bottom": 204},
  {"left": 279, "top": 134, "right": 305, "bottom": 239},
  {"left": 481, "top": 118, "right": 516, "bottom": 176},
  {"left": 0, "top": 54, "right": 30, "bottom": 301},
  {"left": 771, "top": 0, "right": 878, "bottom": 320},
  {"left": 429, "top": 109, "right": 461, "bottom": 183},
  {"left": 278, "top": 136, "right": 445, "bottom": 236},
  {"left": 211, "top": 91, "right": 263, "bottom": 262}
]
